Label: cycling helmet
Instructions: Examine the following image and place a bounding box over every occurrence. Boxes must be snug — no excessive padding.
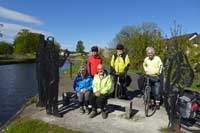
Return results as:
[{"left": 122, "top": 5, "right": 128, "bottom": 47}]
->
[
  {"left": 91, "top": 46, "right": 98, "bottom": 52},
  {"left": 116, "top": 44, "right": 124, "bottom": 50}
]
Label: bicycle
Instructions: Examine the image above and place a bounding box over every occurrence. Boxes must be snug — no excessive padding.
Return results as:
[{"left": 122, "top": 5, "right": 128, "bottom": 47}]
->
[
  {"left": 167, "top": 88, "right": 200, "bottom": 132},
  {"left": 143, "top": 74, "right": 158, "bottom": 117},
  {"left": 114, "top": 72, "right": 126, "bottom": 99}
]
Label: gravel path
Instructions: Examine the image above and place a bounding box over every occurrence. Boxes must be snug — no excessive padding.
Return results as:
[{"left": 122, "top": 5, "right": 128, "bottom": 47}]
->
[{"left": 19, "top": 74, "right": 200, "bottom": 132}]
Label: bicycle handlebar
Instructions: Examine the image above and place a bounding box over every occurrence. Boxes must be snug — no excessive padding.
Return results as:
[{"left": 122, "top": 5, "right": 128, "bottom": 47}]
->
[
  {"left": 142, "top": 74, "right": 159, "bottom": 79},
  {"left": 115, "top": 72, "right": 126, "bottom": 76}
]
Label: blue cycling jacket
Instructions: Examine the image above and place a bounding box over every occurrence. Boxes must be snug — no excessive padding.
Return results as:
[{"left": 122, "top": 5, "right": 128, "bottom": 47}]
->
[{"left": 73, "top": 74, "right": 93, "bottom": 92}]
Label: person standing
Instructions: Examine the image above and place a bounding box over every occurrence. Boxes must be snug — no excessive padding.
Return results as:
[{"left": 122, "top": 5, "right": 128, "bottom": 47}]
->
[
  {"left": 87, "top": 46, "right": 102, "bottom": 77},
  {"left": 110, "top": 44, "right": 130, "bottom": 99},
  {"left": 143, "top": 47, "right": 163, "bottom": 108}
]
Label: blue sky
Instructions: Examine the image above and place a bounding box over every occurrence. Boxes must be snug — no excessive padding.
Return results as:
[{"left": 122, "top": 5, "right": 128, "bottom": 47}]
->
[{"left": 0, "top": 0, "right": 200, "bottom": 51}]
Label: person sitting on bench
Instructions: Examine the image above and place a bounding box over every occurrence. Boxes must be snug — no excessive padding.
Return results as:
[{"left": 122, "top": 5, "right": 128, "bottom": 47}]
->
[
  {"left": 73, "top": 64, "right": 93, "bottom": 114},
  {"left": 89, "top": 64, "right": 112, "bottom": 119}
]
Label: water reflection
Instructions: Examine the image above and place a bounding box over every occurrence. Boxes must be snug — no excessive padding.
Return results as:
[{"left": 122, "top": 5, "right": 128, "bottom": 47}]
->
[{"left": 0, "top": 63, "right": 38, "bottom": 125}]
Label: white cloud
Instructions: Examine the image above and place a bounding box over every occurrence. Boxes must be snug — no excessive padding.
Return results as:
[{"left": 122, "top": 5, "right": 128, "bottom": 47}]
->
[
  {"left": 0, "top": 6, "right": 42, "bottom": 25},
  {"left": 0, "top": 22, "right": 52, "bottom": 41}
]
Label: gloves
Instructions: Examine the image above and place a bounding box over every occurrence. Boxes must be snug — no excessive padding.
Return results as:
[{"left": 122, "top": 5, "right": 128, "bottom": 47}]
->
[
  {"left": 124, "top": 66, "right": 129, "bottom": 73},
  {"left": 110, "top": 66, "right": 115, "bottom": 75}
]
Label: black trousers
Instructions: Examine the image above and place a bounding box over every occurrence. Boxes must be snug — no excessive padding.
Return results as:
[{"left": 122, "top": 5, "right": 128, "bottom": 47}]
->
[
  {"left": 112, "top": 74, "right": 127, "bottom": 98},
  {"left": 90, "top": 93, "right": 109, "bottom": 111}
]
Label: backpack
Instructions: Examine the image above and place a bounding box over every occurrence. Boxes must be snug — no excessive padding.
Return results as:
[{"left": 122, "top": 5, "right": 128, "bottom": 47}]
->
[
  {"left": 113, "top": 53, "right": 127, "bottom": 64},
  {"left": 125, "top": 75, "right": 132, "bottom": 87},
  {"left": 177, "top": 90, "right": 199, "bottom": 119}
]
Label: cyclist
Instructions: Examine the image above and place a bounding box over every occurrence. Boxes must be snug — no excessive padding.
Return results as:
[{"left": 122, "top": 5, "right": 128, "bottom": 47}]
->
[
  {"left": 89, "top": 64, "right": 112, "bottom": 119},
  {"left": 110, "top": 44, "right": 130, "bottom": 99},
  {"left": 73, "top": 64, "right": 93, "bottom": 114},
  {"left": 87, "top": 46, "right": 102, "bottom": 78},
  {"left": 143, "top": 47, "right": 163, "bottom": 108}
]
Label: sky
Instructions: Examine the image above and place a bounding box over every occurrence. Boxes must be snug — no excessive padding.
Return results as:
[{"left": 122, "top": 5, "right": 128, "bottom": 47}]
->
[{"left": 0, "top": 0, "right": 200, "bottom": 51}]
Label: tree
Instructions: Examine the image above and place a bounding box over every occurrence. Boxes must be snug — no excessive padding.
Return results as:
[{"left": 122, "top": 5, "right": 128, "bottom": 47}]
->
[
  {"left": 0, "top": 41, "right": 13, "bottom": 55},
  {"left": 76, "top": 40, "right": 85, "bottom": 53},
  {"left": 13, "top": 29, "right": 41, "bottom": 54},
  {"left": 113, "top": 22, "right": 161, "bottom": 47},
  {"left": 112, "top": 22, "right": 164, "bottom": 72}
]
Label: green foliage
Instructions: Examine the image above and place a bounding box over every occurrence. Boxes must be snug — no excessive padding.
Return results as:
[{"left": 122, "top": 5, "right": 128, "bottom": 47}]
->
[
  {"left": 0, "top": 41, "right": 13, "bottom": 55},
  {"left": 113, "top": 22, "right": 164, "bottom": 72},
  {"left": 114, "top": 22, "right": 160, "bottom": 46},
  {"left": 165, "top": 22, "right": 200, "bottom": 88},
  {"left": 63, "top": 56, "right": 87, "bottom": 75},
  {"left": 98, "top": 48, "right": 103, "bottom": 57},
  {"left": 76, "top": 40, "right": 85, "bottom": 53},
  {"left": 64, "top": 63, "right": 80, "bottom": 75},
  {"left": 24, "top": 96, "right": 38, "bottom": 107},
  {"left": 3, "top": 117, "right": 84, "bottom": 133},
  {"left": 13, "top": 29, "right": 40, "bottom": 55},
  {"left": 112, "top": 21, "right": 200, "bottom": 91},
  {"left": 102, "top": 57, "right": 111, "bottom": 66}
]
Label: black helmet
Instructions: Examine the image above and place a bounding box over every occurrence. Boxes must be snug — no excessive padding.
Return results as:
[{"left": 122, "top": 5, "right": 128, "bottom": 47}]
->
[
  {"left": 91, "top": 46, "right": 98, "bottom": 52},
  {"left": 116, "top": 44, "right": 124, "bottom": 50}
]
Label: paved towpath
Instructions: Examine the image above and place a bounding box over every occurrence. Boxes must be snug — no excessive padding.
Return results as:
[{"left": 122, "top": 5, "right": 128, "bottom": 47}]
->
[{"left": 20, "top": 74, "right": 199, "bottom": 133}]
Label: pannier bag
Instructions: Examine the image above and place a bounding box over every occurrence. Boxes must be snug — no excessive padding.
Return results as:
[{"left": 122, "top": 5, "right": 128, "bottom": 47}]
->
[{"left": 177, "top": 90, "right": 199, "bottom": 119}]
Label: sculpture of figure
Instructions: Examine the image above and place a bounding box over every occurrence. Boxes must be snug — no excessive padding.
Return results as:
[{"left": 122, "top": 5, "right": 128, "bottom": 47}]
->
[{"left": 36, "top": 35, "right": 69, "bottom": 117}]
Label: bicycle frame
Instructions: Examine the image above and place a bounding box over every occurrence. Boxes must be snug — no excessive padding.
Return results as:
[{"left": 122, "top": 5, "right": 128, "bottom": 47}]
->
[
  {"left": 114, "top": 73, "right": 125, "bottom": 98},
  {"left": 143, "top": 74, "right": 158, "bottom": 117}
]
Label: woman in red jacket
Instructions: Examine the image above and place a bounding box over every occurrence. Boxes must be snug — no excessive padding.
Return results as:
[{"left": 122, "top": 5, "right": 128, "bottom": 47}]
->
[{"left": 87, "top": 46, "right": 102, "bottom": 77}]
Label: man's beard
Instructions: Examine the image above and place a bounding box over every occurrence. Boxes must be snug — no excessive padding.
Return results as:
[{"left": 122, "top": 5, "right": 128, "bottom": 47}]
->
[
  {"left": 149, "top": 56, "right": 154, "bottom": 60},
  {"left": 99, "top": 71, "right": 104, "bottom": 75}
]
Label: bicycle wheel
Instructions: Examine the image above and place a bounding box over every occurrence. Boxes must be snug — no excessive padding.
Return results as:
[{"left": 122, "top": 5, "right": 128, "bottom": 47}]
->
[
  {"left": 115, "top": 83, "right": 119, "bottom": 98},
  {"left": 144, "top": 86, "right": 151, "bottom": 116},
  {"left": 144, "top": 86, "right": 157, "bottom": 117}
]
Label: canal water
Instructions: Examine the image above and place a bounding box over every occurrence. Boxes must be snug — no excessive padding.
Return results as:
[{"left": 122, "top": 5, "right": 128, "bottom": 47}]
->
[
  {"left": 0, "top": 63, "right": 38, "bottom": 126},
  {"left": 0, "top": 62, "right": 70, "bottom": 127}
]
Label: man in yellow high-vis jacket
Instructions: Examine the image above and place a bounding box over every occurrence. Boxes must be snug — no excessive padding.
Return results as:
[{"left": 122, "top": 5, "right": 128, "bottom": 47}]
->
[
  {"left": 89, "top": 64, "right": 112, "bottom": 119},
  {"left": 110, "top": 44, "right": 130, "bottom": 99}
]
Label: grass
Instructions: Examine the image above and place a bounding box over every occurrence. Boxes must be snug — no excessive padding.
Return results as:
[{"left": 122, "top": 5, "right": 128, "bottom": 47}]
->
[
  {"left": 64, "top": 63, "right": 80, "bottom": 75},
  {"left": 0, "top": 54, "right": 35, "bottom": 64},
  {"left": 159, "top": 127, "right": 186, "bottom": 133},
  {"left": 70, "top": 56, "right": 87, "bottom": 62},
  {"left": 2, "top": 117, "right": 84, "bottom": 133},
  {"left": 159, "top": 127, "right": 170, "bottom": 133},
  {"left": 24, "top": 96, "right": 38, "bottom": 107},
  {"left": 61, "top": 55, "right": 87, "bottom": 76}
]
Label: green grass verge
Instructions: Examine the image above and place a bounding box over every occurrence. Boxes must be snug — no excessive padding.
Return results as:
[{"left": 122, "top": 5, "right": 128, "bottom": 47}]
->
[
  {"left": 24, "top": 96, "right": 38, "bottom": 107},
  {"left": 159, "top": 127, "right": 186, "bottom": 133},
  {"left": 0, "top": 54, "right": 35, "bottom": 63},
  {"left": 2, "top": 117, "right": 84, "bottom": 133},
  {"left": 63, "top": 63, "right": 80, "bottom": 75},
  {"left": 70, "top": 56, "right": 87, "bottom": 62},
  {"left": 159, "top": 127, "right": 170, "bottom": 133},
  {"left": 60, "top": 55, "right": 86, "bottom": 76}
]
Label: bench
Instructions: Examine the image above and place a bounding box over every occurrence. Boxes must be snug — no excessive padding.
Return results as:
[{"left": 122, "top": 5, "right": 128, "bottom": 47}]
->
[
  {"left": 107, "top": 98, "right": 133, "bottom": 119},
  {"left": 62, "top": 92, "right": 133, "bottom": 118}
]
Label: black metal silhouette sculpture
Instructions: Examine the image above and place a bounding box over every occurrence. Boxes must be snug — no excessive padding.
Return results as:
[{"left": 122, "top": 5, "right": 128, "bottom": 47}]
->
[
  {"left": 36, "top": 35, "right": 47, "bottom": 107},
  {"left": 36, "top": 34, "right": 69, "bottom": 117},
  {"left": 163, "top": 42, "right": 194, "bottom": 130}
]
